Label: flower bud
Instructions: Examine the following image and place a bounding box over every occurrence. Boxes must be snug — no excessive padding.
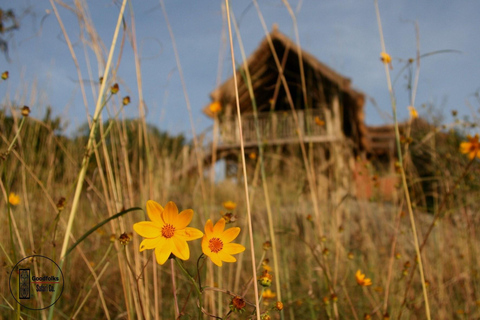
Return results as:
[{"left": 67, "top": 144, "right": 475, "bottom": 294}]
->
[
  {"left": 21, "top": 106, "right": 30, "bottom": 117},
  {"left": 111, "top": 83, "right": 119, "bottom": 94}
]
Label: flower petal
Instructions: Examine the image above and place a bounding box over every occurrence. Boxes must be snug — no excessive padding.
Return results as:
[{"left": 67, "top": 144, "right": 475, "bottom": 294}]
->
[
  {"left": 460, "top": 142, "right": 471, "bottom": 154},
  {"left": 155, "top": 239, "right": 174, "bottom": 265},
  {"left": 139, "top": 236, "right": 165, "bottom": 252},
  {"left": 209, "top": 253, "right": 223, "bottom": 267},
  {"left": 146, "top": 200, "right": 164, "bottom": 224},
  {"left": 204, "top": 219, "right": 214, "bottom": 236},
  {"left": 223, "top": 243, "right": 246, "bottom": 255},
  {"left": 163, "top": 201, "right": 179, "bottom": 224},
  {"left": 175, "top": 209, "right": 194, "bottom": 229},
  {"left": 177, "top": 227, "right": 204, "bottom": 241},
  {"left": 221, "top": 227, "right": 240, "bottom": 243},
  {"left": 171, "top": 237, "right": 190, "bottom": 260},
  {"left": 134, "top": 221, "right": 161, "bottom": 238},
  {"left": 218, "top": 251, "right": 236, "bottom": 263},
  {"left": 213, "top": 218, "right": 226, "bottom": 235},
  {"left": 201, "top": 235, "right": 210, "bottom": 255}
]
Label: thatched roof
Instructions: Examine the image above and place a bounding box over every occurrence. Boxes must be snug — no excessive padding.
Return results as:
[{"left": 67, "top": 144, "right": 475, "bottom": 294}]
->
[{"left": 203, "top": 27, "right": 368, "bottom": 151}]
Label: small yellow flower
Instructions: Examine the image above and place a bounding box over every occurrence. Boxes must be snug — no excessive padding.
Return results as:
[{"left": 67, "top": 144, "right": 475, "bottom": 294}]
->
[
  {"left": 355, "top": 270, "right": 372, "bottom": 286},
  {"left": 261, "top": 313, "right": 271, "bottom": 320},
  {"left": 314, "top": 116, "right": 325, "bottom": 126},
  {"left": 21, "top": 106, "right": 30, "bottom": 117},
  {"left": 8, "top": 192, "right": 20, "bottom": 206},
  {"left": 122, "top": 96, "right": 131, "bottom": 106},
  {"left": 110, "top": 83, "right": 119, "bottom": 94},
  {"left": 258, "top": 269, "right": 273, "bottom": 287},
  {"left": 380, "top": 52, "right": 392, "bottom": 64},
  {"left": 408, "top": 106, "right": 418, "bottom": 119},
  {"left": 460, "top": 134, "right": 480, "bottom": 160},
  {"left": 1, "top": 71, "right": 8, "bottom": 80},
  {"left": 209, "top": 101, "right": 222, "bottom": 114},
  {"left": 249, "top": 152, "right": 257, "bottom": 160},
  {"left": 133, "top": 201, "right": 204, "bottom": 265},
  {"left": 275, "top": 301, "right": 284, "bottom": 311},
  {"left": 262, "top": 289, "right": 276, "bottom": 300},
  {"left": 202, "top": 218, "right": 245, "bottom": 267},
  {"left": 262, "top": 263, "right": 272, "bottom": 272},
  {"left": 223, "top": 201, "right": 236, "bottom": 211}
]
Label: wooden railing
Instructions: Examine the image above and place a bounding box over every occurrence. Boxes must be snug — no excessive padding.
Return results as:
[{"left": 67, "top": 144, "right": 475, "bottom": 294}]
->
[{"left": 218, "top": 109, "right": 330, "bottom": 147}]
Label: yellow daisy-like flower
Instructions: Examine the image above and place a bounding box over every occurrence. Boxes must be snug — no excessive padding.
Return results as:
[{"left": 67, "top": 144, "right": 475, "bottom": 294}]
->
[
  {"left": 8, "top": 192, "right": 20, "bottom": 206},
  {"left": 460, "top": 134, "right": 480, "bottom": 160},
  {"left": 223, "top": 201, "right": 237, "bottom": 211},
  {"left": 355, "top": 269, "right": 372, "bottom": 286},
  {"left": 380, "top": 52, "right": 392, "bottom": 64},
  {"left": 202, "top": 218, "right": 245, "bottom": 267},
  {"left": 209, "top": 101, "right": 222, "bottom": 114},
  {"left": 133, "top": 201, "right": 203, "bottom": 265},
  {"left": 262, "top": 289, "right": 276, "bottom": 300},
  {"left": 408, "top": 106, "right": 418, "bottom": 119}
]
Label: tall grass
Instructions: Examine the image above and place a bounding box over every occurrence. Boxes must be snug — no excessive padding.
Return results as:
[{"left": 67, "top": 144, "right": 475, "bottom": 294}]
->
[{"left": 1, "top": 1, "right": 479, "bottom": 319}]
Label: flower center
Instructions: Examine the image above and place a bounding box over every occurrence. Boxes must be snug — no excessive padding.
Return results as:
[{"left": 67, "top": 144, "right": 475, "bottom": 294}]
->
[
  {"left": 161, "top": 224, "right": 175, "bottom": 238},
  {"left": 208, "top": 238, "right": 223, "bottom": 253}
]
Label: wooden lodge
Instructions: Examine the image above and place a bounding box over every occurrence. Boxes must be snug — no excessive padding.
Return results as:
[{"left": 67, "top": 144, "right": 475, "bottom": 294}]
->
[
  {"left": 203, "top": 28, "right": 368, "bottom": 153},
  {"left": 200, "top": 27, "right": 373, "bottom": 196}
]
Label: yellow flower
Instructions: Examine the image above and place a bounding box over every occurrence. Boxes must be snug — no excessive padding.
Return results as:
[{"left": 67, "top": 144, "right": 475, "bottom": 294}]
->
[
  {"left": 460, "top": 134, "right": 480, "bottom": 160},
  {"left": 223, "top": 201, "right": 237, "bottom": 211},
  {"left": 110, "top": 83, "right": 119, "bottom": 94},
  {"left": 275, "top": 301, "right": 284, "bottom": 311},
  {"left": 380, "top": 52, "right": 392, "bottom": 64},
  {"left": 314, "top": 116, "right": 325, "bottom": 126},
  {"left": 258, "top": 269, "right": 273, "bottom": 287},
  {"left": 133, "top": 201, "right": 203, "bottom": 265},
  {"left": 202, "top": 218, "right": 245, "bottom": 267},
  {"left": 408, "top": 106, "right": 418, "bottom": 119},
  {"left": 356, "top": 270, "right": 372, "bottom": 286},
  {"left": 262, "top": 289, "right": 276, "bottom": 300},
  {"left": 8, "top": 192, "right": 20, "bottom": 206},
  {"left": 209, "top": 101, "right": 222, "bottom": 114}
]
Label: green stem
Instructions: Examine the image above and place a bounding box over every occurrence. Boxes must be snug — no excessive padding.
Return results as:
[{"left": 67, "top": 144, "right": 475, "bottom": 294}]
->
[
  {"left": 5, "top": 116, "right": 26, "bottom": 157},
  {"left": 175, "top": 257, "right": 203, "bottom": 319}
]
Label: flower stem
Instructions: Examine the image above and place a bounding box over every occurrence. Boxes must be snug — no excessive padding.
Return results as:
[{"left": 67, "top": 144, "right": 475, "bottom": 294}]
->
[{"left": 175, "top": 257, "right": 203, "bottom": 319}]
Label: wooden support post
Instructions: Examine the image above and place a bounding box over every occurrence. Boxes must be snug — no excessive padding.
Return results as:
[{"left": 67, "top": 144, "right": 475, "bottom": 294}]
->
[{"left": 331, "top": 94, "right": 348, "bottom": 200}]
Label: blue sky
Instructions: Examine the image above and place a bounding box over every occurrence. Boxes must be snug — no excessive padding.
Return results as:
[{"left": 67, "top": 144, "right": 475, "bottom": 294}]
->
[{"left": 2, "top": 1, "right": 480, "bottom": 138}]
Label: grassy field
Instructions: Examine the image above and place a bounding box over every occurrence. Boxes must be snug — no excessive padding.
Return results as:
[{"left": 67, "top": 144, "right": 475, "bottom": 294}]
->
[{"left": 2, "top": 1, "right": 480, "bottom": 319}]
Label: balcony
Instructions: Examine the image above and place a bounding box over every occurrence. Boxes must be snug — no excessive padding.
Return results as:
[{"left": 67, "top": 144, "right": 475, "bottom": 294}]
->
[{"left": 216, "top": 108, "right": 340, "bottom": 149}]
